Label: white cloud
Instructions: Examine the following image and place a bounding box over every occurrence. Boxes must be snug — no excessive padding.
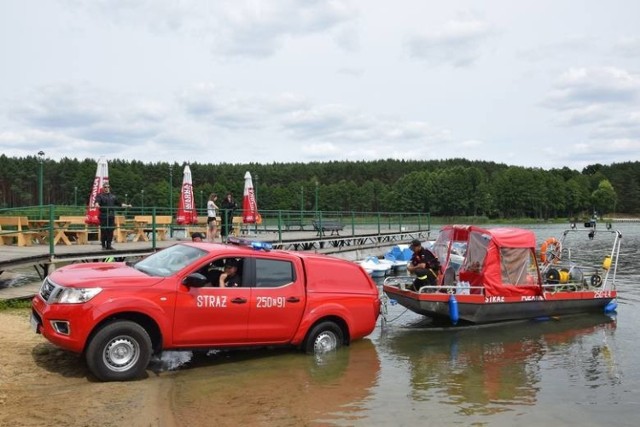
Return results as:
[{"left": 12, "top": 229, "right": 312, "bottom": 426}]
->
[
  {"left": 589, "top": 113, "right": 640, "bottom": 139},
  {"left": 552, "top": 139, "right": 640, "bottom": 166},
  {"left": 541, "top": 67, "right": 640, "bottom": 165},
  {"left": 553, "top": 105, "right": 610, "bottom": 127},
  {"left": 545, "top": 67, "right": 640, "bottom": 109},
  {"left": 405, "top": 12, "right": 494, "bottom": 67},
  {"left": 61, "top": 0, "right": 357, "bottom": 59},
  {"left": 613, "top": 36, "right": 640, "bottom": 57},
  {"left": 516, "top": 35, "right": 595, "bottom": 62},
  {"left": 461, "top": 139, "right": 483, "bottom": 148},
  {"left": 300, "top": 142, "right": 341, "bottom": 158}
]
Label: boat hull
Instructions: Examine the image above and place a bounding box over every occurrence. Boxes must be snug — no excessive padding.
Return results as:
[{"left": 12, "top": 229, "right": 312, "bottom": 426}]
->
[
  {"left": 383, "top": 286, "right": 616, "bottom": 324},
  {"left": 368, "top": 269, "right": 386, "bottom": 278}
]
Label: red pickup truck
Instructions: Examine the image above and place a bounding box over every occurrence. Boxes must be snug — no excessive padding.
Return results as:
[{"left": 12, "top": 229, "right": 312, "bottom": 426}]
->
[{"left": 31, "top": 239, "right": 380, "bottom": 381}]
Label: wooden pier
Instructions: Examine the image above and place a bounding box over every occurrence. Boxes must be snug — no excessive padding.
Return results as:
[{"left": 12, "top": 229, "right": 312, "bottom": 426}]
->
[{"left": 1, "top": 228, "right": 431, "bottom": 301}]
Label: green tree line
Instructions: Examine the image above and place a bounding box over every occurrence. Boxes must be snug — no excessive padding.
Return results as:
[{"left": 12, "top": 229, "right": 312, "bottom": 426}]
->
[{"left": 1, "top": 155, "right": 637, "bottom": 218}]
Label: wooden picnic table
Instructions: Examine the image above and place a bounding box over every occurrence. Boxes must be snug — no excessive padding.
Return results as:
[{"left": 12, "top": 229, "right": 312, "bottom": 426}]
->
[
  {"left": 0, "top": 216, "right": 37, "bottom": 246},
  {"left": 113, "top": 216, "right": 151, "bottom": 243},
  {"left": 28, "top": 219, "right": 74, "bottom": 245}
]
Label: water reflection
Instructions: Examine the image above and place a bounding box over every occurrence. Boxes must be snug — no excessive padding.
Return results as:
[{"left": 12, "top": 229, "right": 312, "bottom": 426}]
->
[
  {"left": 380, "top": 314, "right": 617, "bottom": 415},
  {"left": 164, "top": 339, "right": 381, "bottom": 425}
]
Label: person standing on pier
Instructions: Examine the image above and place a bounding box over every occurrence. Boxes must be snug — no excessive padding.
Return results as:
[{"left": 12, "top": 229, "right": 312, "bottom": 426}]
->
[
  {"left": 206, "top": 193, "right": 219, "bottom": 242},
  {"left": 220, "top": 192, "right": 237, "bottom": 242},
  {"left": 94, "top": 184, "right": 131, "bottom": 250}
]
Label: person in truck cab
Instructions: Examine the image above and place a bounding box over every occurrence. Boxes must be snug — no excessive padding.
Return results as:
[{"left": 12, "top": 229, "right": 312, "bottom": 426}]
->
[
  {"left": 191, "top": 232, "right": 205, "bottom": 242},
  {"left": 219, "top": 258, "right": 241, "bottom": 287},
  {"left": 196, "top": 259, "right": 226, "bottom": 286}
]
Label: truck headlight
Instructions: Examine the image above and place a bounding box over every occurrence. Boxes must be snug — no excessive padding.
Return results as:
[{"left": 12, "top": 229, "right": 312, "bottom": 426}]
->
[{"left": 51, "top": 287, "right": 102, "bottom": 304}]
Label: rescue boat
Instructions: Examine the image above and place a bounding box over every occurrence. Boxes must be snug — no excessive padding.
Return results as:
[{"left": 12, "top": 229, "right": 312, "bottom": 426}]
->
[{"left": 383, "top": 224, "right": 621, "bottom": 325}]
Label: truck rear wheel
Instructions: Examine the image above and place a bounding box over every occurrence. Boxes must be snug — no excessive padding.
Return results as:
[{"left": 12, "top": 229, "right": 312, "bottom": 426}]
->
[
  {"left": 85, "top": 320, "right": 152, "bottom": 381},
  {"left": 303, "top": 321, "right": 343, "bottom": 354}
]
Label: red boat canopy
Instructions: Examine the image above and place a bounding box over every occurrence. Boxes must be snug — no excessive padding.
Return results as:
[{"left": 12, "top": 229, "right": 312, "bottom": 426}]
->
[{"left": 436, "top": 225, "right": 542, "bottom": 297}]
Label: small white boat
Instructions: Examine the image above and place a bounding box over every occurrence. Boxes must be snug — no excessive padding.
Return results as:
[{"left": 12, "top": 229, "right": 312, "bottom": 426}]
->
[
  {"left": 358, "top": 256, "right": 393, "bottom": 277},
  {"left": 384, "top": 244, "right": 413, "bottom": 273}
]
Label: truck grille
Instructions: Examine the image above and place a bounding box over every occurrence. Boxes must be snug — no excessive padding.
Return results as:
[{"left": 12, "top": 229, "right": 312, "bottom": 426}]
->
[{"left": 39, "top": 279, "right": 60, "bottom": 303}]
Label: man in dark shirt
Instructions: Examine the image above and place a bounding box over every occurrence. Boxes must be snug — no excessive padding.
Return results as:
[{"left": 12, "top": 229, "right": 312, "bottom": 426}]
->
[
  {"left": 220, "top": 192, "right": 237, "bottom": 242},
  {"left": 94, "top": 184, "right": 131, "bottom": 250},
  {"left": 219, "top": 259, "right": 241, "bottom": 287},
  {"left": 407, "top": 239, "right": 440, "bottom": 287}
]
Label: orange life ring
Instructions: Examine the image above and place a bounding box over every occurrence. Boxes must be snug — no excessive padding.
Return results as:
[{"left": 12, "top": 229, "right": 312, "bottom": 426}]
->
[{"left": 540, "top": 237, "right": 561, "bottom": 264}]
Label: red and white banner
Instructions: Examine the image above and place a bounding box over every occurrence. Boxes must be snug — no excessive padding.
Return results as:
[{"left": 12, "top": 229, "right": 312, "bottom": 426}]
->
[
  {"left": 176, "top": 165, "right": 198, "bottom": 225},
  {"left": 242, "top": 171, "right": 259, "bottom": 224},
  {"left": 84, "top": 157, "right": 109, "bottom": 225}
]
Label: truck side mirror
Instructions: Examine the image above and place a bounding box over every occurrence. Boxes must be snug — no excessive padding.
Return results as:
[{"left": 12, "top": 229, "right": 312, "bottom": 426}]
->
[{"left": 183, "top": 273, "right": 209, "bottom": 288}]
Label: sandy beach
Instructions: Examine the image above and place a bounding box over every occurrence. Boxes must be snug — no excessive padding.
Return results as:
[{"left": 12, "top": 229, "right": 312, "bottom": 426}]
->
[
  {"left": 0, "top": 309, "right": 175, "bottom": 427},
  {"left": 0, "top": 307, "right": 378, "bottom": 426}
]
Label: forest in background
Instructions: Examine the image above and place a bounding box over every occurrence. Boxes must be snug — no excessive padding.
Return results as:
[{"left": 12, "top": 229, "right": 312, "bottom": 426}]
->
[{"left": 1, "top": 155, "right": 638, "bottom": 219}]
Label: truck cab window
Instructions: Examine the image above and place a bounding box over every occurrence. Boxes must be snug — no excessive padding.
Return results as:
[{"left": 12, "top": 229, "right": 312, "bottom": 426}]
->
[{"left": 255, "top": 259, "right": 295, "bottom": 287}]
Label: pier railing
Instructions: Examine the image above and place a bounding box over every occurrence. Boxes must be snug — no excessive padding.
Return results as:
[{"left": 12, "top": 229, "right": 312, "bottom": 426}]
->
[{"left": 0, "top": 205, "right": 431, "bottom": 256}]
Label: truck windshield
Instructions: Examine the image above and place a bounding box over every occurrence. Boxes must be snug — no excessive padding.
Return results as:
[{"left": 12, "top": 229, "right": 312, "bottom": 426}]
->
[{"left": 135, "top": 244, "right": 208, "bottom": 277}]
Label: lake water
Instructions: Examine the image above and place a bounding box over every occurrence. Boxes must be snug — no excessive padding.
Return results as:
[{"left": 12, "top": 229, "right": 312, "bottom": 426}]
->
[
  {"left": 4, "top": 223, "right": 639, "bottom": 425},
  {"left": 156, "top": 222, "right": 639, "bottom": 426}
]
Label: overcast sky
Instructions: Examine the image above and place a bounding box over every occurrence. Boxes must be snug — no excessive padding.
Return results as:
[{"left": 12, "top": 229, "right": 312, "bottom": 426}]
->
[{"left": 1, "top": 0, "right": 639, "bottom": 171}]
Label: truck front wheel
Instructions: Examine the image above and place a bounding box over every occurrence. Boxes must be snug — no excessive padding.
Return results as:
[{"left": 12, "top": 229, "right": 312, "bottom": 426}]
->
[
  {"left": 85, "top": 320, "right": 152, "bottom": 381},
  {"left": 303, "top": 321, "right": 343, "bottom": 354}
]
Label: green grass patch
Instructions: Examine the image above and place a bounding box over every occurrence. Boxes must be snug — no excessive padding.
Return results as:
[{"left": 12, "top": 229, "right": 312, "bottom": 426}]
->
[{"left": 0, "top": 299, "right": 32, "bottom": 310}]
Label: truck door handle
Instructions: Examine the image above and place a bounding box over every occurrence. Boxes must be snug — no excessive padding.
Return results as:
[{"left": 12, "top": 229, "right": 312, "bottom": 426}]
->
[
  {"left": 231, "top": 298, "right": 247, "bottom": 304},
  {"left": 286, "top": 297, "right": 301, "bottom": 303}
]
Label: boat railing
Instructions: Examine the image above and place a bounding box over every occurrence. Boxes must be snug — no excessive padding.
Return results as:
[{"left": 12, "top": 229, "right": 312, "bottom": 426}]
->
[
  {"left": 383, "top": 276, "right": 485, "bottom": 295},
  {"left": 417, "top": 284, "right": 485, "bottom": 295},
  {"left": 549, "top": 227, "right": 622, "bottom": 292},
  {"left": 543, "top": 282, "right": 591, "bottom": 293}
]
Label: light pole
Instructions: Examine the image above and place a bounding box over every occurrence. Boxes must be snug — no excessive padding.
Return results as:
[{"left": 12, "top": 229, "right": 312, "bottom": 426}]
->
[
  {"left": 300, "top": 185, "right": 304, "bottom": 224},
  {"left": 315, "top": 181, "right": 319, "bottom": 217},
  {"left": 200, "top": 190, "right": 204, "bottom": 209},
  {"left": 141, "top": 189, "right": 145, "bottom": 211},
  {"left": 169, "top": 164, "right": 173, "bottom": 215},
  {"left": 74, "top": 186, "right": 78, "bottom": 206},
  {"left": 125, "top": 193, "right": 128, "bottom": 205},
  {"left": 37, "top": 151, "right": 45, "bottom": 207}
]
